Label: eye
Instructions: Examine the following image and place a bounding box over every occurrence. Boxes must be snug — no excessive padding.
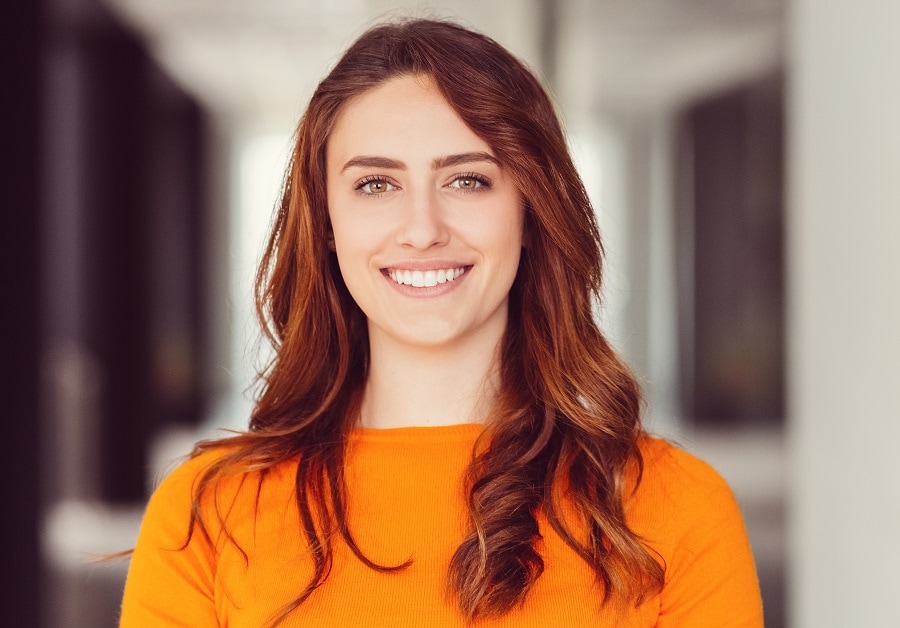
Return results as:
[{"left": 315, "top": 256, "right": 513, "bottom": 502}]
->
[
  {"left": 355, "top": 176, "right": 397, "bottom": 195},
  {"left": 449, "top": 172, "right": 491, "bottom": 192}
]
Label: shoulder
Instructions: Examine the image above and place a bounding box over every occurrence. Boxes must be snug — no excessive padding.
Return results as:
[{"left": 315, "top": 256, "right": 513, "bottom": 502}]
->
[
  {"left": 146, "top": 448, "right": 231, "bottom": 513},
  {"left": 143, "top": 444, "right": 298, "bottom": 539},
  {"left": 638, "top": 436, "right": 728, "bottom": 486},
  {"left": 630, "top": 435, "right": 743, "bottom": 546},
  {"left": 630, "top": 436, "right": 764, "bottom": 627},
  {"left": 124, "top": 446, "right": 292, "bottom": 626},
  {"left": 135, "top": 448, "right": 230, "bottom": 551},
  {"left": 636, "top": 436, "right": 735, "bottom": 507}
]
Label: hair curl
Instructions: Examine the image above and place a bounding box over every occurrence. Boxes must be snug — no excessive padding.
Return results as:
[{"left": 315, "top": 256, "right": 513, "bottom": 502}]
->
[{"left": 188, "top": 18, "right": 664, "bottom": 625}]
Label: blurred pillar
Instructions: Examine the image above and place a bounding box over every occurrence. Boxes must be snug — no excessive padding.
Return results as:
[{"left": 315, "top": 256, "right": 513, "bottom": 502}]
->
[
  {"left": 2, "top": 2, "right": 43, "bottom": 626},
  {"left": 594, "top": 111, "right": 680, "bottom": 435},
  {"left": 787, "top": 1, "right": 900, "bottom": 626}
]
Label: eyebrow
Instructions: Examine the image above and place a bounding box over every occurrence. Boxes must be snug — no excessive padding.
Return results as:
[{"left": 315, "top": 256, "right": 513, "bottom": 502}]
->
[
  {"left": 433, "top": 151, "right": 500, "bottom": 169},
  {"left": 339, "top": 151, "right": 500, "bottom": 173}
]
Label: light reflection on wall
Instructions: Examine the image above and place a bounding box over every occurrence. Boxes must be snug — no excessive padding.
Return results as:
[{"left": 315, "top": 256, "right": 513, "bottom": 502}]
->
[{"left": 221, "top": 131, "right": 293, "bottom": 431}]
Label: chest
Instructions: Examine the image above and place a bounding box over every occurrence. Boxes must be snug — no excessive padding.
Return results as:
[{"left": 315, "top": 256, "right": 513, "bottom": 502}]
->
[{"left": 210, "top": 442, "right": 660, "bottom": 627}]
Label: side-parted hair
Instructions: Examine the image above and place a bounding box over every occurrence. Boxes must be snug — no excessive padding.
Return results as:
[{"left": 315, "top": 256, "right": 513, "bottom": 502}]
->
[{"left": 190, "top": 18, "right": 664, "bottom": 625}]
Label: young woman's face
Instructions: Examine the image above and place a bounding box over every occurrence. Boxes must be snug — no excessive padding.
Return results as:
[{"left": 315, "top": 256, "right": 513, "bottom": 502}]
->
[{"left": 326, "top": 74, "right": 524, "bottom": 353}]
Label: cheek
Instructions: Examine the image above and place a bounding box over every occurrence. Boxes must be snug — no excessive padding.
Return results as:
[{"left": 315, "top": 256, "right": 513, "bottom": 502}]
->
[
  {"left": 331, "top": 232, "right": 368, "bottom": 287},
  {"left": 489, "top": 204, "right": 525, "bottom": 255},
  {"left": 327, "top": 213, "right": 360, "bottom": 282},
  {"left": 328, "top": 211, "right": 390, "bottom": 297},
  {"left": 328, "top": 204, "right": 362, "bottom": 254},
  {"left": 502, "top": 209, "right": 526, "bottom": 278},
  {"left": 331, "top": 217, "right": 382, "bottom": 263},
  {"left": 472, "top": 207, "right": 525, "bottom": 282}
]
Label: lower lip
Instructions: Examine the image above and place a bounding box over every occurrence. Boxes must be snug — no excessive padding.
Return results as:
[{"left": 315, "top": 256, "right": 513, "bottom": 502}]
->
[{"left": 381, "top": 267, "right": 471, "bottom": 297}]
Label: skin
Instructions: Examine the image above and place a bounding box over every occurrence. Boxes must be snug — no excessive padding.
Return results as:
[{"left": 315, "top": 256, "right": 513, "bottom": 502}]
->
[{"left": 326, "top": 74, "right": 525, "bottom": 428}]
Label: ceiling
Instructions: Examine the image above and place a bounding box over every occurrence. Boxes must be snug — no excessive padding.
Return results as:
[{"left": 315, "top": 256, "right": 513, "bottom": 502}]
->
[{"left": 101, "top": 0, "right": 784, "bottom": 131}]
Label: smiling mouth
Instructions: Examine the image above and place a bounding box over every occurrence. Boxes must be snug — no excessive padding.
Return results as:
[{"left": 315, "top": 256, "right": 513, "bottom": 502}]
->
[{"left": 386, "top": 267, "right": 468, "bottom": 288}]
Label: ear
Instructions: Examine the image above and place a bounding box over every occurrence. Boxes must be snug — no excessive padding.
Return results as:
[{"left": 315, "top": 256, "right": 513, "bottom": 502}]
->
[{"left": 327, "top": 234, "right": 336, "bottom": 251}]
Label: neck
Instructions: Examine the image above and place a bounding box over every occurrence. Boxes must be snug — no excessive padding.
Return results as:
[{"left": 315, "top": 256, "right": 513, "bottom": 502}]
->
[{"left": 360, "top": 329, "right": 505, "bottom": 429}]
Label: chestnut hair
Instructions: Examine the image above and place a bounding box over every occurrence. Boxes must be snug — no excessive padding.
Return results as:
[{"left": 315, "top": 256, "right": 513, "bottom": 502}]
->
[{"left": 189, "top": 18, "right": 664, "bottom": 624}]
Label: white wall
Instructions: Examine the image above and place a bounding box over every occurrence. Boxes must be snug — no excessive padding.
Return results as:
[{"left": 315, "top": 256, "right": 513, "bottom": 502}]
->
[{"left": 787, "top": 1, "right": 900, "bottom": 625}]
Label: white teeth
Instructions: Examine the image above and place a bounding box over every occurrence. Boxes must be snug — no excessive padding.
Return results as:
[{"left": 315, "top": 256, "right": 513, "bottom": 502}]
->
[{"left": 389, "top": 267, "right": 465, "bottom": 287}]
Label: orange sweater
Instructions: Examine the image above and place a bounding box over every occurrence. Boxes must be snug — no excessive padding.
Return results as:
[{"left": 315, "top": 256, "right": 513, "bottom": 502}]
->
[{"left": 120, "top": 424, "right": 763, "bottom": 626}]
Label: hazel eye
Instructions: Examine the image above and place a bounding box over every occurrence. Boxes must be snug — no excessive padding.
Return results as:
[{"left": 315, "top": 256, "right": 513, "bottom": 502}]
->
[
  {"left": 449, "top": 173, "right": 490, "bottom": 191},
  {"left": 356, "top": 177, "right": 397, "bottom": 195}
]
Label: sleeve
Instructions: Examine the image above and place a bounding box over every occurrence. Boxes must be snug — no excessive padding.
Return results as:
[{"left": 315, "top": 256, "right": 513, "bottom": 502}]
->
[
  {"left": 653, "top": 448, "right": 765, "bottom": 628},
  {"left": 119, "top": 457, "right": 220, "bottom": 627}
]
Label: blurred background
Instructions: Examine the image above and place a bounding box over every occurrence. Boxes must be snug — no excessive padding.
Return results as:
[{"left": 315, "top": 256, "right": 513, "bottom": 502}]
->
[{"left": 4, "top": 0, "right": 898, "bottom": 626}]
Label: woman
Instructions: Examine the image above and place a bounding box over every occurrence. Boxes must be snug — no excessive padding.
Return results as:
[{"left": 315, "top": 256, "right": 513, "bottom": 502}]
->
[{"left": 121, "top": 18, "right": 763, "bottom": 627}]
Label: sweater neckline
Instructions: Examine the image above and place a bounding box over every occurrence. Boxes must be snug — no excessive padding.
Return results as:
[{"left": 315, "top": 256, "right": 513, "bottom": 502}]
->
[{"left": 350, "top": 422, "right": 484, "bottom": 444}]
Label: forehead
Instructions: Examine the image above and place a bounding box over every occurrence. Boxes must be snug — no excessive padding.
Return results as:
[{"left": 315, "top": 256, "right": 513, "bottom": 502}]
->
[{"left": 326, "top": 74, "right": 493, "bottom": 166}]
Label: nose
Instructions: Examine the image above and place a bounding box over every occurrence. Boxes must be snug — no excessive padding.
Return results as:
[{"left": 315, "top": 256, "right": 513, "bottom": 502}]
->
[{"left": 395, "top": 186, "right": 449, "bottom": 249}]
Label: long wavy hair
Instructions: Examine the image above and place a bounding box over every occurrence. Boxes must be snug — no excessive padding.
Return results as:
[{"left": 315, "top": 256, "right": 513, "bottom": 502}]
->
[{"left": 189, "top": 17, "right": 664, "bottom": 625}]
